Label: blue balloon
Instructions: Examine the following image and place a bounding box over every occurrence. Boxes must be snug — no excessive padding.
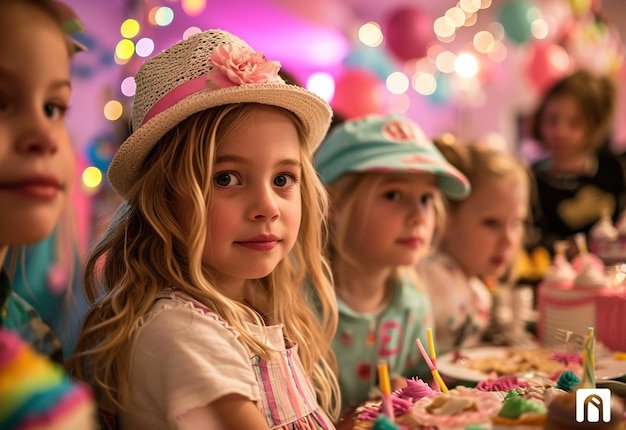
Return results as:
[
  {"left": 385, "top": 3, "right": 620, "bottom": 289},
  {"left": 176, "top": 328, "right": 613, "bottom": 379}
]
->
[
  {"left": 497, "top": 0, "right": 536, "bottom": 45},
  {"left": 428, "top": 74, "right": 451, "bottom": 105},
  {"left": 343, "top": 46, "right": 398, "bottom": 81}
]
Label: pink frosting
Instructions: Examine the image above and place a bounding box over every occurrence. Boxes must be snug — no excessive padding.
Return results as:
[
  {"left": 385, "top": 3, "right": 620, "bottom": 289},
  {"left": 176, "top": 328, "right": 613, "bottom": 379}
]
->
[
  {"left": 357, "top": 378, "right": 438, "bottom": 421},
  {"left": 394, "top": 377, "right": 436, "bottom": 401},
  {"left": 476, "top": 375, "right": 529, "bottom": 392},
  {"left": 409, "top": 386, "right": 502, "bottom": 428}
]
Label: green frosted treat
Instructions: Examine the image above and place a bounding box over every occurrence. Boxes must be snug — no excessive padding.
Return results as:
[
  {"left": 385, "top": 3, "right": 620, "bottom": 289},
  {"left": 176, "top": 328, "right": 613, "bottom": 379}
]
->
[
  {"left": 555, "top": 369, "right": 581, "bottom": 392},
  {"left": 498, "top": 395, "right": 547, "bottom": 419}
]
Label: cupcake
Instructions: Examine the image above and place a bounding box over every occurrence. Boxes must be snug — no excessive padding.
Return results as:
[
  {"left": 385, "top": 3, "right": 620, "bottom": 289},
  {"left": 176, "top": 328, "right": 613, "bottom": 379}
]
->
[
  {"left": 353, "top": 378, "right": 436, "bottom": 430},
  {"left": 409, "top": 386, "right": 502, "bottom": 429},
  {"left": 540, "top": 241, "right": 576, "bottom": 290},
  {"left": 492, "top": 390, "right": 547, "bottom": 427},
  {"left": 0, "top": 328, "right": 96, "bottom": 430}
]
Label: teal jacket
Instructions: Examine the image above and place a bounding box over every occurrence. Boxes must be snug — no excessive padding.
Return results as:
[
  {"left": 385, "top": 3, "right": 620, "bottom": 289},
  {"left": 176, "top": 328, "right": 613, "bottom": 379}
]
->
[{"left": 333, "top": 275, "right": 433, "bottom": 413}]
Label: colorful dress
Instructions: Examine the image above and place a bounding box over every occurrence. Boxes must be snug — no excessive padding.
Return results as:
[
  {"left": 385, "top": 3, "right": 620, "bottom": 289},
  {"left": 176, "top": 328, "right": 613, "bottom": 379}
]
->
[
  {"left": 332, "top": 274, "right": 432, "bottom": 413},
  {"left": 420, "top": 253, "right": 493, "bottom": 354},
  {"left": 118, "top": 289, "right": 335, "bottom": 430}
]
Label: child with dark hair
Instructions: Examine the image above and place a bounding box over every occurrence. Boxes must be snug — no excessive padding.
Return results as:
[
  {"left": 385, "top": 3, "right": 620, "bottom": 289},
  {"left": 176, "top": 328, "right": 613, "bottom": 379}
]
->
[{"left": 528, "top": 69, "right": 626, "bottom": 254}]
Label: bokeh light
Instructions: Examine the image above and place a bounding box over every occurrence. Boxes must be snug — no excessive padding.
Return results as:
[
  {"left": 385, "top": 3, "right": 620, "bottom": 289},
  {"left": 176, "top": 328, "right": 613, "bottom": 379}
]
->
[
  {"left": 120, "top": 76, "right": 136, "bottom": 97},
  {"left": 358, "top": 22, "right": 384, "bottom": 47},
  {"left": 455, "top": 52, "right": 479, "bottom": 78},
  {"left": 531, "top": 18, "right": 549, "bottom": 39},
  {"left": 181, "top": 0, "right": 207, "bottom": 16},
  {"left": 386, "top": 72, "right": 410, "bottom": 94},
  {"left": 412, "top": 72, "right": 437, "bottom": 95},
  {"left": 120, "top": 19, "right": 140, "bottom": 39},
  {"left": 82, "top": 166, "right": 103, "bottom": 190},
  {"left": 307, "top": 72, "right": 335, "bottom": 102},
  {"left": 115, "top": 39, "right": 135, "bottom": 61},
  {"left": 183, "top": 26, "right": 202, "bottom": 39},
  {"left": 154, "top": 7, "right": 174, "bottom": 26},
  {"left": 434, "top": 16, "right": 455, "bottom": 39},
  {"left": 136, "top": 37, "right": 155, "bottom": 57},
  {"left": 104, "top": 100, "right": 123, "bottom": 121},
  {"left": 435, "top": 51, "right": 457, "bottom": 73},
  {"left": 474, "top": 31, "right": 495, "bottom": 53}
]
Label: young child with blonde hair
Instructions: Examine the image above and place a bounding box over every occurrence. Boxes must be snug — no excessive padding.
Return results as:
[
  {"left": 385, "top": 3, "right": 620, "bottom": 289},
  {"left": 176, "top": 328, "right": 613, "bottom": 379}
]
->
[
  {"left": 420, "top": 141, "right": 532, "bottom": 353},
  {"left": 0, "top": 1, "right": 95, "bottom": 428},
  {"left": 314, "top": 114, "right": 470, "bottom": 414},
  {"left": 71, "top": 29, "right": 340, "bottom": 429}
]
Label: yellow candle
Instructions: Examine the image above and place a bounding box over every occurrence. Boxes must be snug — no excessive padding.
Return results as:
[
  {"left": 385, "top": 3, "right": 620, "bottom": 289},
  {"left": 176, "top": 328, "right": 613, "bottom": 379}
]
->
[
  {"left": 427, "top": 328, "right": 436, "bottom": 361},
  {"left": 378, "top": 361, "right": 391, "bottom": 395}
]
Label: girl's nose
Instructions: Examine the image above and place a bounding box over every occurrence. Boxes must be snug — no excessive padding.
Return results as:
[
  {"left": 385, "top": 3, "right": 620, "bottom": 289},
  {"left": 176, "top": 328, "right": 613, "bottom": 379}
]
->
[
  {"left": 250, "top": 185, "right": 280, "bottom": 221},
  {"left": 407, "top": 200, "right": 426, "bottom": 225},
  {"left": 16, "top": 111, "right": 58, "bottom": 155}
]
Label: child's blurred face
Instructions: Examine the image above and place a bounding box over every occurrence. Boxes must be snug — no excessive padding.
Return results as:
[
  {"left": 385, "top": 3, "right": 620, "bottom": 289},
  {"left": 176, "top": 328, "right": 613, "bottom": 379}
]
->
[
  {"left": 343, "top": 173, "right": 438, "bottom": 270},
  {"left": 203, "top": 106, "right": 302, "bottom": 298},
  {"left": 443, "top": 176, "right": 527, "bottom": 279},
  {"left": 0, "top": 3, "right": 75, "bottom": 251},
  {"left": 539, "top": 94, "right": 589, "bottom": 159}
]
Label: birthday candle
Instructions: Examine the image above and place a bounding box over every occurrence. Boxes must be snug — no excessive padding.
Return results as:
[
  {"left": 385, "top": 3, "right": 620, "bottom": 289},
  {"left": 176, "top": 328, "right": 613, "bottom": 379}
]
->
[
  {"left": 416, "top": 338, "right": 449, "bottom": 393},
  {"left": 582, "top": 327, "right": 595, "bottom": 388},
  {"left": 426, "top": 328, "right": 440, "bottom": 391},
  {"left": 377, "top": 360, "right": 395, "bottom": 421}
]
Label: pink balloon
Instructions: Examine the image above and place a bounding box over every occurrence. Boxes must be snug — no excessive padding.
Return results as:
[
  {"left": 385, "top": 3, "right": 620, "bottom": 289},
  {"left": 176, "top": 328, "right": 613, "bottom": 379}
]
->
[
  {"left": 524, "top": 42, "right": 571, "bottom": 93},
  {"left": 331, "top": 68, "right": 387, "bottom": 119},
  {"left": 384, "top": 6, "right": 435, "bottom": 61}
]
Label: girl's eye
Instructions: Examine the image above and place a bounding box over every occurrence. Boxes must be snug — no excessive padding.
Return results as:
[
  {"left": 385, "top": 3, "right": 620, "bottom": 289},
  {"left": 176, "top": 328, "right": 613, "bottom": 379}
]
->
[
  {"left": 274, "top": 174, "right": 296, "bottom": 187},
  {"left": 44, "top": 103, "right": 67, "bottom": 120},
  {"left": 384, "top": 191, "right": 401, "bottom": 201},
  {"left": 420, "top": 194, "right": 434, "bottom": 206},
  {"left": 214, "top": 172, "right": 240, "bottom": 187}
]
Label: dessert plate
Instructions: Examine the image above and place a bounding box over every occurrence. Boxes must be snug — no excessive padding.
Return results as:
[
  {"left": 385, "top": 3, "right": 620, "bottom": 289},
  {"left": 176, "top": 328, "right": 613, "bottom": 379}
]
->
[{"left": 437, "top": 346, "right": 626, "bottom": 382}]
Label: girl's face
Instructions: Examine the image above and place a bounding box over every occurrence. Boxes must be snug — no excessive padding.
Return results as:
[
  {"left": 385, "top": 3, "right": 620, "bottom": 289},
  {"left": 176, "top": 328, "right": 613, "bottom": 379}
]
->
[
  {"left": 539, "top": 94, "right": 589, "bottom": 159},
  {"left": 342, "top": 173, "right": 439, "bottom": 270},
  {"left": 0, "top": 3, "right": 75, "bottom": 252},
  {"left": 204, "top": 106, "right": 302, "bottom": 298},
  {"left": 443, "top": 176, "right": 527, "bottom": 279}
]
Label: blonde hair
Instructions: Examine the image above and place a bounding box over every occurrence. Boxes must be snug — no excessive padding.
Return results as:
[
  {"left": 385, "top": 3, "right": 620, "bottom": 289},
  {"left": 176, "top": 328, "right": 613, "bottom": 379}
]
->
[
  {"left": 326, "top": 173, "right": 446, "bottom": 286},
  {"left": 4, "top": 0, "right": 81, "bottom": 57},
  {"left": 70, "top": 103, "right": 340, "bottom": 419},
  {"left": 434, "top": 140, "right": 530, "bottom": 281}
]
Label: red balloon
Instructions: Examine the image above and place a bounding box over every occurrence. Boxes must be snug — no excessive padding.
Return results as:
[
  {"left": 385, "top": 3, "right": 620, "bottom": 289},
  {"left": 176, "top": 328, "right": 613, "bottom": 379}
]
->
[
  {"left": 331, "top": 69, "right": 387, "bottom": 119},
  {"left": 384, "top": 6, "right": 435, "bottom": 62},
  {"left": 524, "top": 42, "right": 571, "bottom": 93}
]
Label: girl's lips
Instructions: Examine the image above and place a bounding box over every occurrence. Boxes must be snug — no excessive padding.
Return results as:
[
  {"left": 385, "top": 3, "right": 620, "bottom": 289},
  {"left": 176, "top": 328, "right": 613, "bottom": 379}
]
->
[
  {"left": 397, "top": 237, "right": 423, "bottom": 248},
  {"left": 236, "top": 240, "right": 280, "bottom": 251},
  {"left": 0, "top": 180, "right": 62, "bottom": 200}
]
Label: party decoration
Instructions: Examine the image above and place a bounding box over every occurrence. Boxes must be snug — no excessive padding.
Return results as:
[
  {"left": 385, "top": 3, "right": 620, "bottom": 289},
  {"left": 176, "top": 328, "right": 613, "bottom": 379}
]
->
[
  {"left": 343, "top": 46, "right": 398, "bottom": 81},
  {"left": 563, "top": 13, "right": 625, "bottom": 76},
  {"left": 524, "top": 42, "right": 571, "bottom": 93},
  {"left": 384, "top": 5, "right": 435, "bottom": 61},
  {"left": 497, "top": 0, "right": 537, "bottom": 45},
  {"left": 86, "top": 132, "right": 118, "bottom": 172},
  {"left": 331, "top": 68, "right": 387, "bottom": 119},
  {"left": 428, "top": 73, "right": 452, "bottom": 106}
]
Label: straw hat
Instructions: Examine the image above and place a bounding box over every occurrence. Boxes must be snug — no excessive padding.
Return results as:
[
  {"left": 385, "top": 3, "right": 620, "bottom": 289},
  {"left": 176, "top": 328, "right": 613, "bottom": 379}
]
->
[{"left": 108, "top": 29, "right": 333, "bottom": 198}]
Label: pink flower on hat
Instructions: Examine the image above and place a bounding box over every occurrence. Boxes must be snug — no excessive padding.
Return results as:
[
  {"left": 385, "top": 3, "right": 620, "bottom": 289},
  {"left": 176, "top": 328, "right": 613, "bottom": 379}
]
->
[{"left": 206, "top": 42, "right": 285, "bottom": 89}]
